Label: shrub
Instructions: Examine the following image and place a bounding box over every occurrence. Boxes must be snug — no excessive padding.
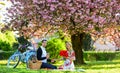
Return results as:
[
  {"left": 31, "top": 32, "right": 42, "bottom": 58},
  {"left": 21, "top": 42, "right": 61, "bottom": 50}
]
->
[
  {"left": 0, "top": 31, "right": 16, "bottom": 51},
  {"left": 0, "top": 51, "right": 14, "bottom": 60},
  {"left": 82, "top": 33, "right": 92, "bottom": 51},
  {"left": 46, "top": 38, "right": 66, "bottom": 59},
  {"left": 84, "top": 51, "right": 119, "bottom": 61},
  {"left": 0, "top": 41, "right": 11, "bottom": 51}
]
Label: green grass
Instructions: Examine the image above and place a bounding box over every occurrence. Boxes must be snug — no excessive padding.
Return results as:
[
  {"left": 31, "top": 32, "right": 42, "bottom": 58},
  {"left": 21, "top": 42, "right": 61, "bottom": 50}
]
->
[{"left": 0, "top": 60, "right": 120, "bottom": 73}]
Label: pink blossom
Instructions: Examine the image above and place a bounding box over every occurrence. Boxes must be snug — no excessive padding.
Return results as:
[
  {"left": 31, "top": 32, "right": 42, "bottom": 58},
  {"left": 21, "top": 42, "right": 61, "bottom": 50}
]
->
[
  {"left": 6, "top": 0, "right": 120, "bottom": 35},
  {"left": 50, "top": 5, "right": 55, "bottom": 11},
  {"left": 47, "top": 0, "right": 52, "bottom": 3},
  {"left": 93, "top": 18, "right": 98, "bottom": 23},
  {"left": 33, "top": 0, "right": 38, "bottom": 3},
  {"left": 98, "top": 16, "right": 106, "bottom": 24}
]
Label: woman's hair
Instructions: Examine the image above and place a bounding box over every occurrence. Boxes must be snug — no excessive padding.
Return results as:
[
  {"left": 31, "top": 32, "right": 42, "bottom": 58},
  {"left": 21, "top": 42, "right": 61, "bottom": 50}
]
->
[
  {"left": 65, "top": 41, "right": 72, "bottom": 46},
  {"left": 65, "top": 41, "right": 73, "bottom": 49}
]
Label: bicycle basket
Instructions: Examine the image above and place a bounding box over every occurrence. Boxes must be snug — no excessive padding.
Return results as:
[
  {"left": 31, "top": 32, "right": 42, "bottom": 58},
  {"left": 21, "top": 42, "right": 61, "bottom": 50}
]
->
[{"left": 18, "top": 45, "right": 27, "bottom": 53}]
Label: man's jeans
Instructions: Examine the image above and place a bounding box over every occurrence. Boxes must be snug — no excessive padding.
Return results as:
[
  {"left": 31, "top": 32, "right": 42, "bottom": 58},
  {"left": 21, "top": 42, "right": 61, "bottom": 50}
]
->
[{"left": 41, "top": 62, "right": 57, "bottom": 69}]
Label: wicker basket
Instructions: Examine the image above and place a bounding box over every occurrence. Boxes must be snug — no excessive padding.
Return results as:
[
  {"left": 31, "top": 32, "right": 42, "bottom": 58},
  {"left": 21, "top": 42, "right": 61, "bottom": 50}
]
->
[{"left": 28, "top": 60, "right": 42, "bottom": 70}]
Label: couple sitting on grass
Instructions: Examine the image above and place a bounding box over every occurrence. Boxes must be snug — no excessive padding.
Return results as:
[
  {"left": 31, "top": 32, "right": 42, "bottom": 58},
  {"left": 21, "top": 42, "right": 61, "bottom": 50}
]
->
[{"left": 31, "top": 39, "right": 76, "bottom": 70}]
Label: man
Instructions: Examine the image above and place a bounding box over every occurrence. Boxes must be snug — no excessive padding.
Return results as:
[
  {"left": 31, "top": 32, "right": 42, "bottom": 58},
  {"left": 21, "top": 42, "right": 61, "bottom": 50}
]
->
[{"left": 37, "top": 39, "right": 57, "bottom": 69}]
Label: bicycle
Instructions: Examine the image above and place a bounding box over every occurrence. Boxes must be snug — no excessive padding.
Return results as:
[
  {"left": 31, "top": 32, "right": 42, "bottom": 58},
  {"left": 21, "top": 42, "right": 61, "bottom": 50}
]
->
[{"left": 7, "top": 44, "right": 36, "bottom": 68}]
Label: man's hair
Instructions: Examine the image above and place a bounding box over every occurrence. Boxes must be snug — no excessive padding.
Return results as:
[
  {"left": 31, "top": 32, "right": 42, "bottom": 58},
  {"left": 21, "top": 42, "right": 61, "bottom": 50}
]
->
[{"left": 41, "top": 39, "right": 47, "bottom": 43}]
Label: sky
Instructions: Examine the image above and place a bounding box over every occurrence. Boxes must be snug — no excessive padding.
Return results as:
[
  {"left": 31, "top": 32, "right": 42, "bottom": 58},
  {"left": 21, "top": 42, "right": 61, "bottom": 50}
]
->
[{"left": 0, "top": 0, "right": 12, "bottom": 23}]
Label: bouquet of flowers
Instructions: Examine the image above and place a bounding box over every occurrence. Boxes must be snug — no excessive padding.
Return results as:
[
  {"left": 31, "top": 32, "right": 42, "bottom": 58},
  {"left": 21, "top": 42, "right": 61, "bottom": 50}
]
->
[{"left": 59, "top": 50, "right": 68, "bottom": 58}]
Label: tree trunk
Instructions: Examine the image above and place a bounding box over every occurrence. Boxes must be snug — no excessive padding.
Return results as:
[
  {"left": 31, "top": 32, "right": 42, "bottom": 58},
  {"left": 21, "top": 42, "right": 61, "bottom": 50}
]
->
[{"left": 71, "top": 33, "right": 85, "bottom": 65}]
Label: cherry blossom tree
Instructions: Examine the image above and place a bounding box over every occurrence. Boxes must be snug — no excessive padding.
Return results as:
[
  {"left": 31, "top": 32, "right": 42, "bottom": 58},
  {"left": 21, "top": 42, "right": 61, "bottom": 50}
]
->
[{"left": 5, "top": 0, "right": 120, "bottom": 64}]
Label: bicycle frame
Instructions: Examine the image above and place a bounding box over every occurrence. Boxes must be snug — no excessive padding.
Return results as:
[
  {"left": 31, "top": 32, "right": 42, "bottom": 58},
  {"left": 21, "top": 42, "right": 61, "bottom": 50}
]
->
[{"left": 20, "top": 50, "right": 36, "bottom": 63}]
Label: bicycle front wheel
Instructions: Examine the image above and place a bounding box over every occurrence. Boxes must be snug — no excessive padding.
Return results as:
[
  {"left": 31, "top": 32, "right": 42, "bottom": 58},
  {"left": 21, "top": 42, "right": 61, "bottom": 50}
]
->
[{"left": 7, "top": 54, "right": 20, "bottom": 68}]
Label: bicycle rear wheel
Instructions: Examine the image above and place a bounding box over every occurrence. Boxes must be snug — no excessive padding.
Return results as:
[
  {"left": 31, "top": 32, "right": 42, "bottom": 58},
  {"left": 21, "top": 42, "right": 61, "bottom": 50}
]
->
[
  {"left": 7, "top": 54, "right": 20, "bottom": 68},
  {"left": 26, "top": 51, "right": 36, "bottom": 68}
]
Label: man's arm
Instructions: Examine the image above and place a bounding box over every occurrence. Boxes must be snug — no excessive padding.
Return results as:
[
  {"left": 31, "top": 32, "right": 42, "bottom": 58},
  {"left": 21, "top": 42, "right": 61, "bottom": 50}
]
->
[
  {"left": 47, "top": 59, "right": 51, "bottom": 62},
  {"left": 37, "top": 47, "right": 46, "bottom": 60}
]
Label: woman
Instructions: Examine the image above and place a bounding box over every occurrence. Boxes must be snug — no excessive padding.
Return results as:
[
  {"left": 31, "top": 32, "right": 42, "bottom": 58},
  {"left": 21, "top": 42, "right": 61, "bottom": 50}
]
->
[{"left": 60, "top": 42, "right": 76, "bottom": 70}]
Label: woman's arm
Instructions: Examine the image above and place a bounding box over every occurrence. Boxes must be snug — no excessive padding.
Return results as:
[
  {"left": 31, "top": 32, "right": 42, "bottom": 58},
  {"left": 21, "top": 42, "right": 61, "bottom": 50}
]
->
[{"left": 68, "top": 51, "right": 76, "bottom": 62}]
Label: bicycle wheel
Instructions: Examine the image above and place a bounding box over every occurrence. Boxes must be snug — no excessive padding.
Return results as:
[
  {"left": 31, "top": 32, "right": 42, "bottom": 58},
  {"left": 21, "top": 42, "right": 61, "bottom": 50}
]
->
[{"left": 7, "top": 54, "right": 20, "bottom": 68}]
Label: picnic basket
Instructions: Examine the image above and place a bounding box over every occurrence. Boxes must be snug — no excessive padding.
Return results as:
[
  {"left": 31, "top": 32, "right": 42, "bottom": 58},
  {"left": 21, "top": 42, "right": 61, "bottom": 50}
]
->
[{"left": 28, "top": 60, "right": 42, "bottom": 70}]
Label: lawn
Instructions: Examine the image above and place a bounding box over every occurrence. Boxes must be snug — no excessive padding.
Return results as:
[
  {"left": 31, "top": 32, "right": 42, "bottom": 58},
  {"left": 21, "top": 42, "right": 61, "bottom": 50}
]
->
[{"left": 0, "top": 60, "right": 120, "bottom": 73}]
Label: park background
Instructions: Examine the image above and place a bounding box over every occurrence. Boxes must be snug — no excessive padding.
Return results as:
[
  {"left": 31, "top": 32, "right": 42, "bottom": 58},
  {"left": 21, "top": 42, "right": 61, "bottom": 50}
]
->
[{"left": 0, "top": 0, "right": 120, "bottom": 73}]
